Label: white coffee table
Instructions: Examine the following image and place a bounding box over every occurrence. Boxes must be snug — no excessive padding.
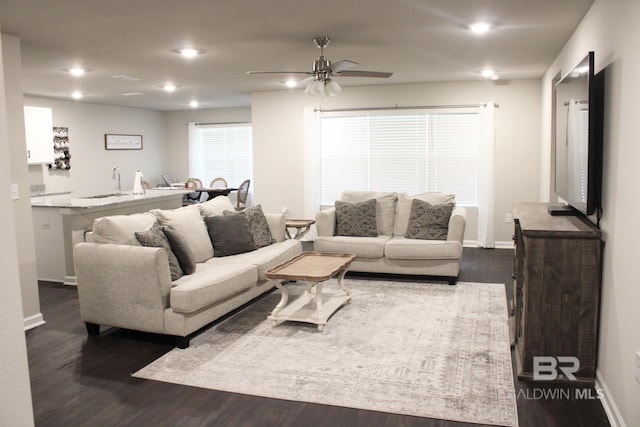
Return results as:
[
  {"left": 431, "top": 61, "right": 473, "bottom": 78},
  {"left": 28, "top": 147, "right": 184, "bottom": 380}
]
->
[{"left": 265, "top": 252, "right": 355, "bottom": 331}]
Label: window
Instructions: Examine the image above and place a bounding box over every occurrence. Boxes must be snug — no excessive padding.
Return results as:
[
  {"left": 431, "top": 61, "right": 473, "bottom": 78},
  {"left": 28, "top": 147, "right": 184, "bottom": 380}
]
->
[
  {"left": 188, "top": 123, "right": 253, "bottom": 188},
  {"left": 319, "top": 110, "right": 479, "bottom": 206}
]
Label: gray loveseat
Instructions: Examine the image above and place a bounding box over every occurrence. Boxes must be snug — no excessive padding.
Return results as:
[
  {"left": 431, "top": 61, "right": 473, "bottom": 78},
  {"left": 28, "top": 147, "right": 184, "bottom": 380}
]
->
[
  {"left": 74, "top": 196, "right": 301, "bottom": 348},
  {"left": 314, "top": 191, "right": 466, "bottom": 284}
]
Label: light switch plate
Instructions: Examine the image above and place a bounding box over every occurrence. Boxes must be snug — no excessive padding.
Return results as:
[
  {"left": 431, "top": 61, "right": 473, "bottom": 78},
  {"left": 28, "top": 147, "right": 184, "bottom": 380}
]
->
[
  {"left": 636, "top": 351, "right": 640, "bottom": 384},
  {"left": 10, "top": 184, "right": 19, "bottom": 200}
]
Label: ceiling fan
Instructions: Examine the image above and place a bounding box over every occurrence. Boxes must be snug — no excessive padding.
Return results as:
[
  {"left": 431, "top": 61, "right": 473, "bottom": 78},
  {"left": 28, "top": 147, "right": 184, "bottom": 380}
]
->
[{"left": 247, "top": 37, "right": 393, "bottom": 96}]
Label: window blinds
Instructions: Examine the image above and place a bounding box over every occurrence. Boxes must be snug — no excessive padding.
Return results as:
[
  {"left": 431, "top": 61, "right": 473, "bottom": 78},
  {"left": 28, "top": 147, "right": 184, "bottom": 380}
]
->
[{"left": 319, "top": 110, "right": 479, "bottom": 206}]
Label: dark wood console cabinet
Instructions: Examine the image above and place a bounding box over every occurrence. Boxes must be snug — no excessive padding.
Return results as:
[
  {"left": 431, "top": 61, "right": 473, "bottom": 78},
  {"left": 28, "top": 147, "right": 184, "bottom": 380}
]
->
[{"left": 512, "top": 203, "right": 602, "bottom": 383}]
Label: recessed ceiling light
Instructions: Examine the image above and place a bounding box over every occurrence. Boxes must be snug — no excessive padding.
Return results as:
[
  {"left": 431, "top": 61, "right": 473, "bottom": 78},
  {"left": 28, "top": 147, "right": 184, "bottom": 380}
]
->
[
  {"left": 163, "top": 83, "right": 177, "bottom": 92},
  {"left": 190, "top": 100, "right": 199, "bottom": 108},
  {"left": 285, "top": 79, "right": 297, "bottom": 88},
  {"left": 481, "top": 69, "right": 495, "bottom": 78},
  {"left": 71, "top": 91, "right": 83, "bottom": 99},
  {"left": 491, "top": 75, "right": 500, "bottom": 81},
  {"left": 174, "top": 48, "right": 204, "bottom": 58},
  {"left": 469, "top": 22, "right": 492, "bottom": 34},
  {"left": 120, "top": 92, "right": 144, "bottom": 96},
  {"left": 67, "top": 67, "right": 88, "bottom": 76}
]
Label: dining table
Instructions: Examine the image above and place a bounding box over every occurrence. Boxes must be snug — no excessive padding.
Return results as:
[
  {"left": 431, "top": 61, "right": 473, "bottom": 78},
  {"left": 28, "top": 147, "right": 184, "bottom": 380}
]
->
[{"left": 191, "top": 187, "right": 238, "bottom": 201}]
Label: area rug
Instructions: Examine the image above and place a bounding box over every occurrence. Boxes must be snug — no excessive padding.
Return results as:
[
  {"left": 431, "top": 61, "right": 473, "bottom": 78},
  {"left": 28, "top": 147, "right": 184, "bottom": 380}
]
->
[{"left": 133, "top": 279, "right": 518, "bottom": 426}]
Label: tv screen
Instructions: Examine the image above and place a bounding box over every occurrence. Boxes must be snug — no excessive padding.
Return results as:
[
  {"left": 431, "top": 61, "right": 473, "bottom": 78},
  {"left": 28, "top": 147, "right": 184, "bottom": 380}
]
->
[{"left": 553, "top": 51, "right": 604, "bottom": 218}]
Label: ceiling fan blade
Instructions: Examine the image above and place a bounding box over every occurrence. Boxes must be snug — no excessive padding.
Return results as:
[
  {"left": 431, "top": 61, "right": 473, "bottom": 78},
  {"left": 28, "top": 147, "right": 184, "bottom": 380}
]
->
[
  {"left": 331, "top": 60, "right": 358, "bottom": 74},
  {"left": 297, "top": 76, "right": 315, "bottom": 86},
  {"left": 246, "top": 71, "right": 312, "bottom": 75},
  {"left": 337, "top": 70, "right": 393, "bottom": 78}
]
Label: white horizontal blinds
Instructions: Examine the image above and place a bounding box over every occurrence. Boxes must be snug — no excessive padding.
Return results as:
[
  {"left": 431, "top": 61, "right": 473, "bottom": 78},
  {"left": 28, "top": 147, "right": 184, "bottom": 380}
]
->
[
  {"left": 319, "top": 115, "right": 369, "bottom": 203},
  {"left": 319, "top": 109, "right": 479, "bottom": 206},
  {"left": 198, "top": 123, "right": 253, "bottom": 187},
  {"left": 426, "top": 112, "right": 479, "bottom": 205},
  {"left": 369, "top": 114, "right": 427, "bottom": 194}
]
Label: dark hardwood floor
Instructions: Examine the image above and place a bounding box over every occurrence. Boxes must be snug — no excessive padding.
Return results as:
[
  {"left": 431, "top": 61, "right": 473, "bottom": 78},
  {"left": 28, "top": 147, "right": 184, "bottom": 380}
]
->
[{"left": 26, "top": 247, "right": 610, "bottom": 427}]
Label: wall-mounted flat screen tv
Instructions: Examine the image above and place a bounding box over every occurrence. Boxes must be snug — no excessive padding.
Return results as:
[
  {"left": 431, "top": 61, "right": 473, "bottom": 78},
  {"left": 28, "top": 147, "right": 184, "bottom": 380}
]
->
[{"left": 552, "top": 51, "right": 604, "bottom": 218}]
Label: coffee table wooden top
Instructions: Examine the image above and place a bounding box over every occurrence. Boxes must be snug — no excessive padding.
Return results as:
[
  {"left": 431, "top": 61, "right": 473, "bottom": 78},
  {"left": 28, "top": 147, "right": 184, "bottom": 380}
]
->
[{"left": 265, "top": 252, "right": 356, "bottom": 282}]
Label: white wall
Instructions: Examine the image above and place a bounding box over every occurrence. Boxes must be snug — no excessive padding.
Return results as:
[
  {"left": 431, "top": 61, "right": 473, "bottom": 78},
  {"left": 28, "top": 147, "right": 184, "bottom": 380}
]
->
[
  {"left": 542, "top": 1, "right": 640, "bottom": 425},
  {"left": 24, "top": 96, "right": 166, "bottom": 195},
  {"left": 0, "top": 30, "right": 35, "bottom": 427},
  {"left": 251, "top": 79, "right": 542, "bottom": 243}
]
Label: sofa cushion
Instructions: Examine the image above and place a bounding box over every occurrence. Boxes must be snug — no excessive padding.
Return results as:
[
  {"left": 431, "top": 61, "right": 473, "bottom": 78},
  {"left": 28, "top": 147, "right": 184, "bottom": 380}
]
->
[
  {"left": 91, "top": 212, "right": 157, "bottom": 245},
  {"left": 204, "top": 239, "right": 302, "bottom": 281},
  {"left": 341, "top": 191, "right": 397, "bottom": 235},
  {"left": 205, "top": 214, "right": 257, "bottom": 257},
  {"left": 314, "top": 235, "right": 390, "bottom": 259},
  {"left": 385, "top": 236, "right": 462, "bottom": 260},
  {"left": 335, "top": 199, "right": 378, "bottom": 237},
  {"left": 198, "top": 195, "right": 235, "bottom": 217},
  {"left": 170, "top": 263, "right": 257, "bottom": 313},
  {"left": 394, "top": 192, "right": 456, "bottom": 236},
  {"left": 224, "top": 205, "right": 274, "bottom": 248},
  {"left": 151, "top": 205, "right": 213, "bottom": 263},
  {"left": 162, "top": 226, "right": 196, "bottom": 275},
  {"left": 135, "top": 223, "right": 183, "bottom": 281},
  {"left": 405, "top": 199, "right": 454, "bottom": 240}
]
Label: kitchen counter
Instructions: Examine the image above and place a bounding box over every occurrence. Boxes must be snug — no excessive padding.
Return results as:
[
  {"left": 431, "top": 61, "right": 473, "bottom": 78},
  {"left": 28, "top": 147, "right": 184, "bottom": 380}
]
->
[{"left": 31, "top": 188, "right": 190, "bottom": 285}]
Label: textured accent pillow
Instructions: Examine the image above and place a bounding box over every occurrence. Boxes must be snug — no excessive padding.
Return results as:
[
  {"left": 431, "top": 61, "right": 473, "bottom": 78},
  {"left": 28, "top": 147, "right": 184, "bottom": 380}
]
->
[
  {"left": 135, "top": 223, "right": 183, "bottom": 281},
  {"left": 204, "top": 214, "right": 257, "bottom": 257},
  {"left": 394, "top": 192, "right": 456, "bottom": 236},
  {"left": 405, "top": 199, "right": 454, "bottom": 240},
  {"left": 335, "top": 199, "right": 378, "bottom": 237},
  {"left": 162, "top": 226, "right": 196, "bottom": 275},
  {"left": 341, "top": 191, "right": 397, "bottom": 235},
  {"left": 224, "top": 205, "right": 274, "bottom": 248}
]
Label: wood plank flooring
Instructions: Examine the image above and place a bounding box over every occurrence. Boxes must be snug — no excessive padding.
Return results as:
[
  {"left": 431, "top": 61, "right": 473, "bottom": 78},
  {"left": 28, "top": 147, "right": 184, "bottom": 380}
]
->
[{"left": 26, "top": 247, "right": 611, "bottom": 427}]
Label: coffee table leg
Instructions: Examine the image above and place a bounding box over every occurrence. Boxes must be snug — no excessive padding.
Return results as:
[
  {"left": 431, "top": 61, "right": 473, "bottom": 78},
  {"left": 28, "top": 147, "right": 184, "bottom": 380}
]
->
[
  {"left": 270, "top": 280, "right": 289, "bottom": 321},
  {"left": 337, "top": 269, "right": 352, "bottom": 302}
]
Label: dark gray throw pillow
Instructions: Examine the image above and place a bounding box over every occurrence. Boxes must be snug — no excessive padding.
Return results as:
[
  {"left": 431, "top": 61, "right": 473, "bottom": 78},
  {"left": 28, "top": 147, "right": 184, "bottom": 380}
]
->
[
  {"left": 224, "top": 204, "right": 274, "bottom": 248},
  {"left": 205, "top": 214, "right": 257, "bottom": 257},
  {"left": 405, "top": 199, "right": 453, "bottom": 240},
  {"left": 335, "top": 199, "right": 378, "bottom": 237},
  {"left": 162, "top": 226, "right": 196, "bottom": 275},
  {"left": 135, "top": 223, "right": 184, "bottom": 281}
]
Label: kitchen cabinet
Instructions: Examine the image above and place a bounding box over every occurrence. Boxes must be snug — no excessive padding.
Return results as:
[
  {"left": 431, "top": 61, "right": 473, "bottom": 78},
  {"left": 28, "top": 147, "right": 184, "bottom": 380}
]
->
[{"left": 24, "top": 106, "right": 54, "bottom": 164}]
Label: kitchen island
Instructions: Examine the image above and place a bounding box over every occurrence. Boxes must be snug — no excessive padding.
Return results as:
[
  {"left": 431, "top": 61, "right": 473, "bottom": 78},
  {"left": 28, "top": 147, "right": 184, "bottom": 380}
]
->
[{"left": 32, "top": 188, "right": 190, "bottom": 285}]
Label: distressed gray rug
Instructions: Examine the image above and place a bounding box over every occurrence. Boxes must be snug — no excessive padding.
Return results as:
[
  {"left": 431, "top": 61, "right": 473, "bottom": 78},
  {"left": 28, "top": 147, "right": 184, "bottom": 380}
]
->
[{"left": 133, "top": 279, "right": 518, "bottom": 426}]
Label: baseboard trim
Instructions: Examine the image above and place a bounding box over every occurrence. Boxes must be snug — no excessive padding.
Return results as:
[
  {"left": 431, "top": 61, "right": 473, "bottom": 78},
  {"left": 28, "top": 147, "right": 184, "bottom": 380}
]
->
[
  {"left": 24, "top": 313, "right": 46, "bottom": 331},
  {"left": 463, "top": 240, "right": 514, "bottom": 249},
  {"left": 596, "top": 370, "right": 627, "bottom": 427}
]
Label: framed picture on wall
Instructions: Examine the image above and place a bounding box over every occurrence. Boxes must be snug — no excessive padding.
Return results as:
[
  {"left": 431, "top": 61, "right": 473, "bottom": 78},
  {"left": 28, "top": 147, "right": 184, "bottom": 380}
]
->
[{"left": 105, "top": 134, "right": 143, "bottom": 150}]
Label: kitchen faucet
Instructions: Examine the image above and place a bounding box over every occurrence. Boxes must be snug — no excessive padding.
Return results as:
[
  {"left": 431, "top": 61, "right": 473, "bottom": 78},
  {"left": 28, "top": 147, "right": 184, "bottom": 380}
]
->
[{"left": 112, "top": 166, "right": 121, "bottom": 194}]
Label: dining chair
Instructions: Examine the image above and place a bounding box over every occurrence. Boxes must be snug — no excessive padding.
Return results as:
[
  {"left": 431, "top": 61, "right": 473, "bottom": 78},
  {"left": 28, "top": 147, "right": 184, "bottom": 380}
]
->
[
  {"left": 209, "top": 177, "right": 228, "bottom": 189},
  {"left": 235, "top": 179, "right": 250, "bottom": 211}
]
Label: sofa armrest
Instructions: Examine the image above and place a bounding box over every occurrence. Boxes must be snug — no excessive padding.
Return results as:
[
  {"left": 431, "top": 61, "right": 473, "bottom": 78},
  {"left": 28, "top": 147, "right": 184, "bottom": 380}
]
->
[
  {"left": 447, "top": 207, "right": 467, "bottom": 243},
  {"left": 265, "top": 213, "right": 286, "bottom": 242},
  {"left": 316, "top": 208, "right": 336, "bottom": 237},
  {"left": 73, "top": 242, "right": 173, "bottom": 334}
]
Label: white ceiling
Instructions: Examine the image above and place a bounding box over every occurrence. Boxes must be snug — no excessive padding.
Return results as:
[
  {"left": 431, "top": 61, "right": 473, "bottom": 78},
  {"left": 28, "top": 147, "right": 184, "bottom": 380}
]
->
[{"left": 0, "top": 0, "right": 593, "bottom": 111}]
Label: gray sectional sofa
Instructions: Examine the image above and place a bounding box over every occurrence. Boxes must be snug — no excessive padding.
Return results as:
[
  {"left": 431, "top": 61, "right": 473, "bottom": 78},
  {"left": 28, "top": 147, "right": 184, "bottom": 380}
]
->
[
  {"left": 74, "top": 196, "right": 302, "bottom": 348},
  {"left": 314, "top": 191, "right": 466, "bottom": 284}
]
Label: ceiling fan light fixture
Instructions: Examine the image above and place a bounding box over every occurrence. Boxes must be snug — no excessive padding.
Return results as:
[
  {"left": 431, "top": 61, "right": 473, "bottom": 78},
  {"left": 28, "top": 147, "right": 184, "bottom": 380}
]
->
[{"left": 324, "top": 79, "right": 341, "bottom": 96}]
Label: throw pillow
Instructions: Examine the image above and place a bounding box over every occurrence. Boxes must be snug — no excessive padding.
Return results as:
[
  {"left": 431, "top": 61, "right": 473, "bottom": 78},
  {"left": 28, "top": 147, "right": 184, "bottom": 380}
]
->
[
  {"left": 135, "top": 223, "right": 183, "bottom": 281},
  {"left": 394, "top": 192, "right": 456, "bottom": 236},
  {"left": 341, "top": 191, "right": 397, "bottom": 235},
  {"left": 204, "top": 214, "right": 257, "bottom": 257},
  {"left": 335, "top": 199, "right": 378, "bottom": 237},
  {"left": 198, "top": 195, "right": 235, "bottom": 217},
  {"left": 162, "top": 226, "right": 196, "bottom": 275},
  {"left": 151, "top": 205, "right": 213, "bottom": 263},
  {"left": 224, "top": 205, "right": 274, "bottom": 248},
  {"left": 405, "top": 199, "right": 454, "bottom": 240}
]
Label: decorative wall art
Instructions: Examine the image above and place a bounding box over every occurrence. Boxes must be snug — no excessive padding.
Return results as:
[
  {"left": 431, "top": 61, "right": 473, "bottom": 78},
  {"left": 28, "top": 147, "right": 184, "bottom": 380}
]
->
[
  {"left": 48, "top": 127, "right": 71, "bottom": 170},
  {"left": 105, "top": 134, "right": 143, "bottom": 150}
]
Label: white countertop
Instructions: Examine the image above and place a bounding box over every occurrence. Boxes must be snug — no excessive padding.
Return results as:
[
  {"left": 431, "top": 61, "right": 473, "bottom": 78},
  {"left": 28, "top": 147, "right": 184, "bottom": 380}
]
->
[{"left": 31, "top": 188, "right": 191, "bottom": 209}]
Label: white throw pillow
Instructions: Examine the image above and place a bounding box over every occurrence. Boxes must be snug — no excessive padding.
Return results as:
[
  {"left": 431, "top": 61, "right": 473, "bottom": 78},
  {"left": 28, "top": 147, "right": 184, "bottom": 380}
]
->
[
  {"left": 198, "top": 196, "right": 235, "bottom": 217},
  {"left": 394, "top": 192, "right": 456, "bottom": 236},
  {"left": 91, "top": 212, "right": 157, "bottom": 246},
  {"left": 341, "top": 191, "right": 397, "bottom": 235},
  {"left": 151, "top": 205, "right": 213, "bottom": 262}
]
